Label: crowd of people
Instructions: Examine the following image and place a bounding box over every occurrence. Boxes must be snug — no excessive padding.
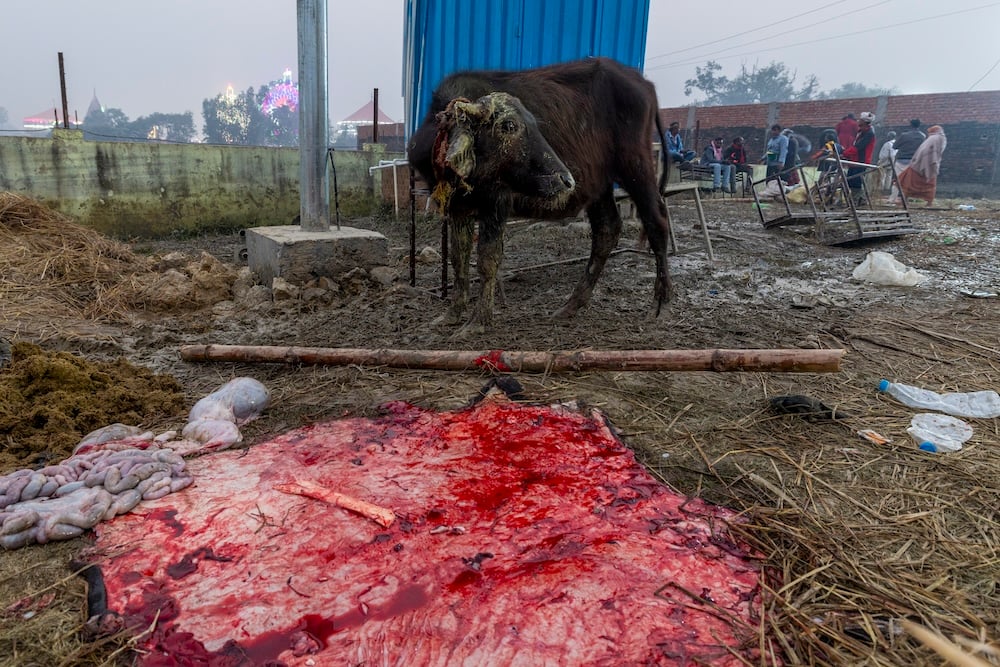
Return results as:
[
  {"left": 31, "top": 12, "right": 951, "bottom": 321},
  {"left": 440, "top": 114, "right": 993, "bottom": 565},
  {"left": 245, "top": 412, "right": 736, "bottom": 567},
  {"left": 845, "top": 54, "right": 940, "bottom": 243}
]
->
[
  {"left": 663, "top": 113, "right": 947, "bottom": 205},
  {"left": 830, "top": 113, "right": 946, "bottom": 206}
]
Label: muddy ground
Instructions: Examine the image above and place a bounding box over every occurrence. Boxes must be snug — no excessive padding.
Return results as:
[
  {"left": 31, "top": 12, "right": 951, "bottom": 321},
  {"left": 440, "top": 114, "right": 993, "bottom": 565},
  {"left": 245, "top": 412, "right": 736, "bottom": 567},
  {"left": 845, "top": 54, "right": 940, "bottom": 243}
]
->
[
  {"left": 2, "top": 192, "right": 998, "bottom": 666},
  {"left": 122, "top": 194, "right": 999, "bottom": 453}
]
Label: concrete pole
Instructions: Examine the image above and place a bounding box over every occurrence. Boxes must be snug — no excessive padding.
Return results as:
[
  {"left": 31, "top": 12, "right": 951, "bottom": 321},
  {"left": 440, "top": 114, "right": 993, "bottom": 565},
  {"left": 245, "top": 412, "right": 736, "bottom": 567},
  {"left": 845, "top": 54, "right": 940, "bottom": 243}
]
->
[{"left": 297, "top": 0, "right": 330, "bottom": 232}]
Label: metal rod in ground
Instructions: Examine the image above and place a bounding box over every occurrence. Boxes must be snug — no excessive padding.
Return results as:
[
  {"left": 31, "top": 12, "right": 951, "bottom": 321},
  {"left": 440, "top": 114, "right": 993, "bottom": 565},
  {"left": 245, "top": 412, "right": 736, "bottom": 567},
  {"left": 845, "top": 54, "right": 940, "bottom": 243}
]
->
[{"left": 180, "top": 345, "right": 844, "bottom": 373}]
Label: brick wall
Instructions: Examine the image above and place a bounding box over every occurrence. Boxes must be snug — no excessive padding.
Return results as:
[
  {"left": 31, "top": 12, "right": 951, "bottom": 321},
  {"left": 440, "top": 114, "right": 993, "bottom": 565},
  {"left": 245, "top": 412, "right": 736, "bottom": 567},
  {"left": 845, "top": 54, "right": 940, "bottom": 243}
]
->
[
  {"left": 357, "top": 123, "right": 407, "bottom": 152},
  {"left": 658, "top": 90, "right": 1000, "bottom": 198}
]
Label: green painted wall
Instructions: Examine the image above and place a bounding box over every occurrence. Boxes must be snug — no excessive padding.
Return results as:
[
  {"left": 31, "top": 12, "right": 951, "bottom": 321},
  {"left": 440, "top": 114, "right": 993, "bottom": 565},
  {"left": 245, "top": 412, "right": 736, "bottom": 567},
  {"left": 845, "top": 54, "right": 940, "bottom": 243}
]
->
[{"left": 0, "top": 129, "right": 401, "bottom": 238}]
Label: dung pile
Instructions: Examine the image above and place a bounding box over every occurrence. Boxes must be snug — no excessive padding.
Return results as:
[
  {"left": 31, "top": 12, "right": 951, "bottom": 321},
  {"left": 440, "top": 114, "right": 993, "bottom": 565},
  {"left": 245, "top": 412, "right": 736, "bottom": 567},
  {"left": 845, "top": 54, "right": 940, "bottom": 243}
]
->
[{"left": 0, "top": 342, "right": 186, "bottom": 472}]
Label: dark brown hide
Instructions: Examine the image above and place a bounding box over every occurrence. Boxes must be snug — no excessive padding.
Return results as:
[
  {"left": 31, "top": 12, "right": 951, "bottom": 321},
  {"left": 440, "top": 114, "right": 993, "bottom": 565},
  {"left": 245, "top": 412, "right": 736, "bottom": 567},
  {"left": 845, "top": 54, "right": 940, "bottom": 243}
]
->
[{"left": 409, "top": 57, "right": 671, "bottom": 331}]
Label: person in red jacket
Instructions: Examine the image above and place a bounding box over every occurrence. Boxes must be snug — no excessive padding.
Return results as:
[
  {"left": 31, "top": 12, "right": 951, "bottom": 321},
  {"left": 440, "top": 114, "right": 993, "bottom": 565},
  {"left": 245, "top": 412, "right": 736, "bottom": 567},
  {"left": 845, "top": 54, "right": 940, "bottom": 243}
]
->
[
  {"left": 835, "top": 113, "right": 858, "bottom": 148},
  {"left": 842, "top": 111, "right": 876, "bottom": 201},
  {"left": 723, "top": 136, "right": 753, "bottom": 194}
]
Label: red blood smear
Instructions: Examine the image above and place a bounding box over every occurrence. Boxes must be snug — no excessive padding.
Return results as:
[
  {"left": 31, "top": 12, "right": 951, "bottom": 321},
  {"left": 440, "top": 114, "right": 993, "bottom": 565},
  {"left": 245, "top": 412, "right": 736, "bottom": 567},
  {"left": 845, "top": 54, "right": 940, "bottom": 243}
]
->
[
  {"left": 92, "top": 397, "right": 779, "bottom": 666},
  {"left": 145, "top": 508, "right": 184, "bottom": 537}
]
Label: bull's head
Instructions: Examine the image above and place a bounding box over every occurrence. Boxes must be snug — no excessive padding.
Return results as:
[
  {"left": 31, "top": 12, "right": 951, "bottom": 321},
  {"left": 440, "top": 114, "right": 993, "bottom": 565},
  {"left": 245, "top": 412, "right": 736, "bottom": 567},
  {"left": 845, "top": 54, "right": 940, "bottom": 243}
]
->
[{"left": 433, "top": 92, "right": 576, "bottom": 200}]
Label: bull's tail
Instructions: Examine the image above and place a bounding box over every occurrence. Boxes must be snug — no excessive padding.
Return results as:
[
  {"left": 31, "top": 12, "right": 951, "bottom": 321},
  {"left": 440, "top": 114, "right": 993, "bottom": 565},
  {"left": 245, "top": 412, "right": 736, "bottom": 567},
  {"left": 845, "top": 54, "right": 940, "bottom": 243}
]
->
[{"left": 654, "top": 111, "right": 671, "bottom": 194}]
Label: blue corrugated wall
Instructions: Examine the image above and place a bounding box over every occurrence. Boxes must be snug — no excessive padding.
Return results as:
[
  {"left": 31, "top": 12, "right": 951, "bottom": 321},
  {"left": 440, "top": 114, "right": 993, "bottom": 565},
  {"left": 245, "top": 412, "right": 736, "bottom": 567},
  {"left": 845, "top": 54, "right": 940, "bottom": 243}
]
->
[{"left": 403, "top": 0, "right": 650, "bottom": 140}]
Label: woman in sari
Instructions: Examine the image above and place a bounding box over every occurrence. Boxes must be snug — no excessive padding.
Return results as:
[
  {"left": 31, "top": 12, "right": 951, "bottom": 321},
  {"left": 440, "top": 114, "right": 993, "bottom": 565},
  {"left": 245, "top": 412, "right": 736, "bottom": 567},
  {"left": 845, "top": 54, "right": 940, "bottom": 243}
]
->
[{"left": 897, "top": 125, "right": 946, "bottom": 206}]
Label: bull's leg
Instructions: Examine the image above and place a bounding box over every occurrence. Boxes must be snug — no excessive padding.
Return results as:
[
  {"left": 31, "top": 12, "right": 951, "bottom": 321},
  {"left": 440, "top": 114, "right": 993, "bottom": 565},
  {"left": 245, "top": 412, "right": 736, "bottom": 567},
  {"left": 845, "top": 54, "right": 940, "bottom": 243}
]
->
[
  {"left": 439, "top": 215, "right": 474, "bottom": 325},
  {"left": 622, "top": 173, "right": 673, "bottom": 314},
  {"left": 553, "top": 189, "right": 622, "bottom": 319},
  {"left": 463, "top": 214, "right": 505, "bottom": 333}
]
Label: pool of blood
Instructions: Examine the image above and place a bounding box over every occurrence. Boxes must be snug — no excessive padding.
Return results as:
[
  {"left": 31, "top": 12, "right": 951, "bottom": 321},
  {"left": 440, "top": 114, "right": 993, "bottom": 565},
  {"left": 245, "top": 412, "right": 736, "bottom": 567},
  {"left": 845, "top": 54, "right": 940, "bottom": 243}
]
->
[{"left": 91, "top": 396, "right": 776, "bottom": 666}]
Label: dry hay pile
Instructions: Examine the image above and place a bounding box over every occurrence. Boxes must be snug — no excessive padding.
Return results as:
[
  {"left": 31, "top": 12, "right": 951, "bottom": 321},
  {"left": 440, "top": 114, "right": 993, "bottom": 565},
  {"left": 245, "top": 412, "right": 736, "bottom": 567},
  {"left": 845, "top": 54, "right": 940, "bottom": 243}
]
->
[
  {"left": 0, "top": 193, "right": 150, "bottom": 340},
  {"left": 0, "top": 192, "right": 238, "bottom": 342},
  {"left": 683, "top": 427, "right": 999, "bottom": 666},
  {"left": 0, "top": 342, "right": 186, "bottom": 472}
]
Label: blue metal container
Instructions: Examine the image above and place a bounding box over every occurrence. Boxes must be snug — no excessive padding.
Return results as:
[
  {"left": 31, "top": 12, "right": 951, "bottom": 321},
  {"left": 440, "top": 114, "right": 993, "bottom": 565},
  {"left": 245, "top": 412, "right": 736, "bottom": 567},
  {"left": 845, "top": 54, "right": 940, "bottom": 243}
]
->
[{"left": 403, "top": 0, "right": 650, "bottom": 140}]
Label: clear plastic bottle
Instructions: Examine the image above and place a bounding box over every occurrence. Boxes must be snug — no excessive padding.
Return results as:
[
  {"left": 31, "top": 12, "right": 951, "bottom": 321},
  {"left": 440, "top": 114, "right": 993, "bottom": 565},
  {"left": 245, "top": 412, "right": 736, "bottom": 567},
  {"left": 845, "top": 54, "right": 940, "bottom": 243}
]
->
[{"left": 878, "top": 380, "right": 1000, "bottom": 419}]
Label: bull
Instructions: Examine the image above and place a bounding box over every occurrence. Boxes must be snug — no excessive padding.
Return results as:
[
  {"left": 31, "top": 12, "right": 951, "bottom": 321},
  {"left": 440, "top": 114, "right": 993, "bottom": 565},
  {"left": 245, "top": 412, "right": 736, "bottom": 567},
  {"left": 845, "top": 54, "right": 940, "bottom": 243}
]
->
[{"left": 408, "top": 57, "right": 671, "bottom": 333}]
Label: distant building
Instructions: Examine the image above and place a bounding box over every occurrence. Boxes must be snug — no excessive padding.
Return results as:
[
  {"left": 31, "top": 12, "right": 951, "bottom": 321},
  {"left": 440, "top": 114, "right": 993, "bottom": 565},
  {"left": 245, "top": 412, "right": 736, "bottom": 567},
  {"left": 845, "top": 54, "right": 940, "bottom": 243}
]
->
[
  {"left": 85, "top": 91, "right": 104, "bottom": 119},
  {"left": 333, "top": 100, "right": 397, "bottom": 149},
  {"left": 22, "top": 108, "right": 61, "bottom": 131},
  {"left": 23, "top": 92, "right": 96, "bottom": 131}
]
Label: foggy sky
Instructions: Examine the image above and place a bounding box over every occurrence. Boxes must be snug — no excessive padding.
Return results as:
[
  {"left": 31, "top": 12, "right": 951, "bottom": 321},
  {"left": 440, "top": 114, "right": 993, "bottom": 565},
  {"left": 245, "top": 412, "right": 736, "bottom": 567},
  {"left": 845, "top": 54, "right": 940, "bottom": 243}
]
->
[{"left": 1, "top": 0, "right": 998, "bottom": 135}]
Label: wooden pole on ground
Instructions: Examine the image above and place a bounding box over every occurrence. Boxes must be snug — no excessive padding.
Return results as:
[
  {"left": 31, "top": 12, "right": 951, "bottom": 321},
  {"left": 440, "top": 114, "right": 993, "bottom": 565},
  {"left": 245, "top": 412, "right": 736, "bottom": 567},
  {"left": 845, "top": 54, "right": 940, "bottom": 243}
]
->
[{"left": 180, "top": 345, "right": 844, "bottom": 373}]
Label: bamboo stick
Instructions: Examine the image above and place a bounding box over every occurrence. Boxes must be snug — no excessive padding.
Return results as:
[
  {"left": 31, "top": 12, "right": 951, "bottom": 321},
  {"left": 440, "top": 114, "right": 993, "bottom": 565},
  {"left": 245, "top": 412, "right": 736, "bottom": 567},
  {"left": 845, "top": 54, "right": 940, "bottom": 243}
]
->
[
  {"left": 274, "top": 481, "right": 395, "bottom": 528},
  {"left": 180, "top": 344, "right": 844, "bottom": 373},
  {"left": 900, "top": 620, "right": 994, "bottom": 667}
]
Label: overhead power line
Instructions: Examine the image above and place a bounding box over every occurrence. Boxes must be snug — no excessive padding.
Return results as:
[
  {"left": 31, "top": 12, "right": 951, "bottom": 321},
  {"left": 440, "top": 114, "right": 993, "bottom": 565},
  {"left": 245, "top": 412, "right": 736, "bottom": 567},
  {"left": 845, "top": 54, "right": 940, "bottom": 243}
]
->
[
  {"left": 646, "top": 2, "right": 1000, "bottom": 72},
  {"left": 645, "top": 0, "right": 854, "bottom": 62},
  {"left": 968, "top": 55, "right": 1000, "bottom": 90},
  {"left": 649, "top": 0, "right": 892, "bottom": 68}
]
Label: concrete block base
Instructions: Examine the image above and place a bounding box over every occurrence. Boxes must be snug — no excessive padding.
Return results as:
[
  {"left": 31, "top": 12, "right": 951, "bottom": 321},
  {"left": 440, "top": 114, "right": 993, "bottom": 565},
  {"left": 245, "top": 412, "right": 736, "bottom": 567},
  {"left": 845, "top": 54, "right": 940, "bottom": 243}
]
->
[{"left": 246, "top": 225, "right": 390, "bottom": 286}]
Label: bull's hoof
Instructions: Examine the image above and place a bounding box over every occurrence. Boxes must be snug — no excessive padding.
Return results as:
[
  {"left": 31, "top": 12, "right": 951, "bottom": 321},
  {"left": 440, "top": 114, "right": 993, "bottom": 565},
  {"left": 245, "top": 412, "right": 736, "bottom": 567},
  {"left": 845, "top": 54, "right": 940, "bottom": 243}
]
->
[
  {"left": 432, "top": 310, "right": 464, "bottom": 327},
  {"left": 551, "top": 303, "right": 580, "bottom": 319},
  {"left": 450, "top": 321, "right": 487, "bottom": 340}
]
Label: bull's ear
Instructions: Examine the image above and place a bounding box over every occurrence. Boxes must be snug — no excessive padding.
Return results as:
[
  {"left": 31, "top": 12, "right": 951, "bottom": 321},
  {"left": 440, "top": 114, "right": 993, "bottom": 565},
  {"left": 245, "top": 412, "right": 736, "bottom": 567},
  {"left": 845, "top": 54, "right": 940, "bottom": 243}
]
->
[
  {"left": 446, "top": 99, "right": 489, "bottom": 178},
  {"left": 445, "top": 128, "right": 475, "bottom": 179},
  {"left": 438, "top": 98, "right": 487, "bottom": 179}
]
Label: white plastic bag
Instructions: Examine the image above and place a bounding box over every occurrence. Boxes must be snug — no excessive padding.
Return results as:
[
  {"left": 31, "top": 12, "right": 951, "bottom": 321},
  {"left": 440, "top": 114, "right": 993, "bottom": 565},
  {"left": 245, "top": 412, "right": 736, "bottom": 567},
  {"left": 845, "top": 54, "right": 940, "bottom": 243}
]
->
[
  {"left": 852, "top": 251, "right": 926, "bottom": 287},
  {"left": 759, "top": 179, "right": 786, "bottom": 200},
  {"left": 906, "top": 413, "right": 973, "bottom": 452}
]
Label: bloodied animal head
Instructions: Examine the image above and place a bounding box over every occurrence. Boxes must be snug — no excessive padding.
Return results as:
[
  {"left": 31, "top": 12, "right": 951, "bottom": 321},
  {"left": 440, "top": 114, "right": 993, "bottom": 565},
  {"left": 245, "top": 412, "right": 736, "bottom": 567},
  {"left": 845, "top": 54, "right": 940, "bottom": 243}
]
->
[{"left": 433, "top": 92, "right": 576, "bottom": 199}]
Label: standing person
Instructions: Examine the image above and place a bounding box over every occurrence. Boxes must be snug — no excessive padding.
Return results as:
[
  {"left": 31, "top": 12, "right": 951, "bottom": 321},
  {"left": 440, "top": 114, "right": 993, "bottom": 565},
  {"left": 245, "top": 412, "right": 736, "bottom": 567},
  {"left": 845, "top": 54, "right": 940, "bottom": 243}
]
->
[
  {"left": 877, "top": 130, "right": 898, "bottom": 193},
  {"left": 811, "top": 129, "right": 844, "bottom": 204},
  {"left": 842, "top": 112, "right": 876, "bottom": 202},
  {"left": 789, "top": 132, "right": 812, "bottom": 162},
  {"left": 812, "top": 128, "right": 843, "bottom": 169},
  {"left": 890, "top": 119, "right": 926, "bottom": 200},
  {"left": 724, "top": 136, "right": 753, "bottom": 193},
  {"left": 700, "top": 136, "right": 733, "bottom": 193},
  {"left": 763, "top": 124, "right": 788, "bottom": 179},
  {"left": 835, "top": 113, "right": 858, "bottom": 148},
  {"left": 781, "top": 128, "right": 800, "bottom": 185},
  {"left": 665, "top": 122, "right": 696, "bottom": 164},
  {"left": 897, "top": 125, "right": 947, "bottom": 206}
]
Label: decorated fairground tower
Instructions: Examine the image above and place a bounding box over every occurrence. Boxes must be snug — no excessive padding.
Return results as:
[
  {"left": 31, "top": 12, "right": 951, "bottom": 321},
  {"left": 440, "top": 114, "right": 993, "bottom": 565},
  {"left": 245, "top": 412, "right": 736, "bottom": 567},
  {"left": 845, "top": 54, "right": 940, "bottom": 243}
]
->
[
  {"left": 209, "top": 68, "right": 300, "bottom": 145},
  {"left": 259, "top": 68, "right": 300, "bottom": 145}
]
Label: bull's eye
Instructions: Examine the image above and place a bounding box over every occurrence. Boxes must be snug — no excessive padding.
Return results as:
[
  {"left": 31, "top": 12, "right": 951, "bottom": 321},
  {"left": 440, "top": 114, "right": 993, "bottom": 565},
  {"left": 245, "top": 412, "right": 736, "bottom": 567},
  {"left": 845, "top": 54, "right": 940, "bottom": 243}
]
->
[{"left": 500, "top": 119, "right": 518, "bottom": 134}]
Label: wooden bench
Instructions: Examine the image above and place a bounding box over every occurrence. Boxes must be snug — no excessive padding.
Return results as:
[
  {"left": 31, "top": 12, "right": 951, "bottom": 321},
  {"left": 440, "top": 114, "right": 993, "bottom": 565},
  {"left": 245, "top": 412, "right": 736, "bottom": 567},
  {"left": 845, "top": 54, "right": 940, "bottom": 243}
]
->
[
  {"left": 662, "top": 182, "right": 714, "bottom": 260},
  {"left": 751, "top": 158, "right": 919, "bottom": 246},
  {"left": 678, "top": 163, "right": 746, "bottom": 197},
  {"left": 615, "top": 182, "right": 714, "bottom": 260}
]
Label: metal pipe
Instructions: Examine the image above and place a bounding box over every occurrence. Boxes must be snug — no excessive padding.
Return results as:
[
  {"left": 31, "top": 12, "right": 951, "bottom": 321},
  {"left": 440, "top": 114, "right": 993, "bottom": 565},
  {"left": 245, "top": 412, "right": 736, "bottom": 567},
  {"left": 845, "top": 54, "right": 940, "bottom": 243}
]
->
[
  {"left": 368, "top": 159, "right": 410, "bottom": 217},
  {"left": 296, "top": 0, "right": 330, "bottom": 232},
  {"left": 373, "top": 87, "right": 379, "bottom": 144},
  {"left": 409, "top": 166, "right": 416, "bottom": 286},
  {"left": 392, "top": 161, "right": 398, "bottom": 216}
]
